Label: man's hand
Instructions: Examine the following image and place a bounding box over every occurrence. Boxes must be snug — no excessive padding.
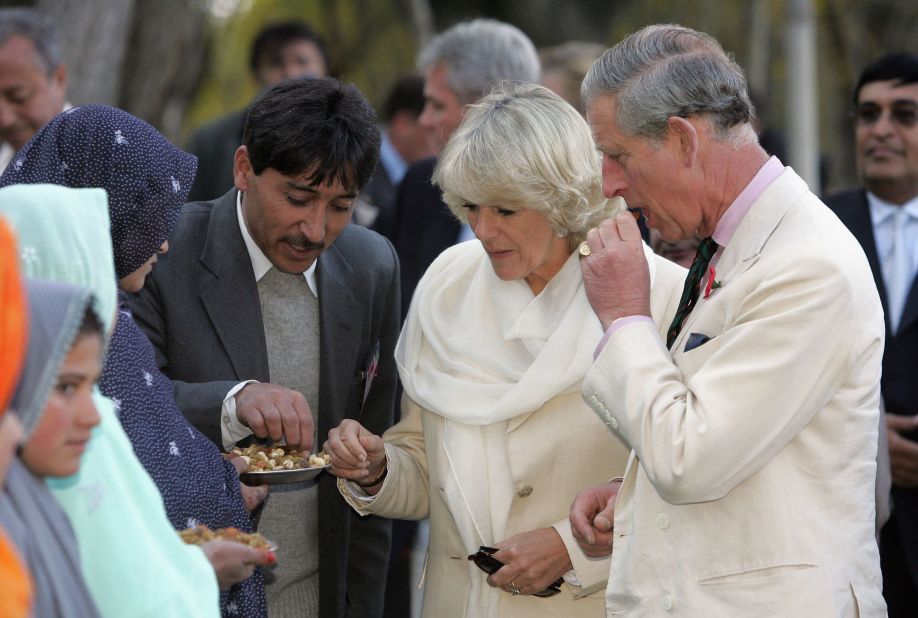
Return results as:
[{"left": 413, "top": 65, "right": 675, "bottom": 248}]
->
[
  {"left": 581, "top": 212, "right": 651, "bottom": 330},
  {"left": 200, "top": 539, "right": 275, "bottom": 590},
  {"left": 886, "top": 413, "right": 918, "bottom": 487},
  {"left": 569, "top": 480, "right": 621, "bottom": 557},
  {"left": 485, "top": 527, "right": 573, "bottom": 596},
  {"left": 324, "top": 419, "right": 387, "bottom": 494},
  {"left": 234, "top": 382, "right": 314, "bottom": 451}
]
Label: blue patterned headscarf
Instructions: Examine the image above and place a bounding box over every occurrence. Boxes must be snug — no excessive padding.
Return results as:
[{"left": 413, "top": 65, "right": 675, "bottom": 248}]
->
[{"left": 0, "top": 105, "right": 197, "bottom": 279}]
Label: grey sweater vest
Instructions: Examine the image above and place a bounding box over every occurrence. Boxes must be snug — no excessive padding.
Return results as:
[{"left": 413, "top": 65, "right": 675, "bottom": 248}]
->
[{"left": 256, "top": 268, "right": 321, "bottom": 618}]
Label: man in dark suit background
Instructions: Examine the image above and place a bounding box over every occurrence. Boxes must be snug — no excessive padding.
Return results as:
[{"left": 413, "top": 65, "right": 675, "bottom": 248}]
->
[
  {"left": 391, "top": 18, "right": 541, "bottom": 317},
  {"left": 186, "top": 20, "right": 330, "bottom": 202},
  {"left": 130, "top": 77, "right": 397, "bottom": 618},
  {"left": 354, "top": 74, "right": 435, "bottom": 239},
  {"left": 825, "top": 52, "right": 918, "bottom": 618}
]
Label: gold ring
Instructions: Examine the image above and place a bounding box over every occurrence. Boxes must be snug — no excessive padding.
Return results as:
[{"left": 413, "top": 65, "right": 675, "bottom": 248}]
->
[
  {"left": 509, "top": 582, "right": 521, "bottom": 596},
  {"left": 578, "top": 241, "right": 591, "bottom": 259}
]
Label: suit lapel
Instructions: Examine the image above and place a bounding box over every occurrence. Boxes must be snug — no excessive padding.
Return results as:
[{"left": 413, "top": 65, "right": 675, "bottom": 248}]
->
[
  {"left": 674, "top": 169, "right": 803, "bottom": 351},
  {"left": 898, "top": 270, "right": 918, "bottom": 334},
  {"left": 199, "top": 191, "right": 270, "bottom": 382},
  {"left": 839, "top": 191, "right": 893, "bottom": 332},
  {"left": 318, "top": 241, "right": 365, "bottom": 436}
]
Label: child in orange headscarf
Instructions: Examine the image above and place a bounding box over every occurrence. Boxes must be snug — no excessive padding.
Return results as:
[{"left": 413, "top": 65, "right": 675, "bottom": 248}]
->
[{"left": 0, "top": 216, "right": 34, "bottom": 617}]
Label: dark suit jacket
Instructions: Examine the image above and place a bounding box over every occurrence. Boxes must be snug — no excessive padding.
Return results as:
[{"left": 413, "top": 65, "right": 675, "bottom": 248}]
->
[
  {"left": 129, "top": 190, "right": 398, "bottom": 618},
  {"left": 185, "top": 110, "right": 246, "bottom": 203},
  {"left": 827, "top": 188, "right": 918, "bottom": 583},
  {"left": 391, "top": 156, "right": 462, "bottom": 318},
  {"left": 359, "top": 164, "right": 397, "bottom": 240}
]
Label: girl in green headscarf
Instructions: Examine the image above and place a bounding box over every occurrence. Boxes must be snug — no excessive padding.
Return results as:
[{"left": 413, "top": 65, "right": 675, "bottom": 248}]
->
[
  {"left": 0, "top": 183, "right": 223, "bottom": 617},
  {"left": 1, "top": 277, "right": 104, "bottom": 618}
]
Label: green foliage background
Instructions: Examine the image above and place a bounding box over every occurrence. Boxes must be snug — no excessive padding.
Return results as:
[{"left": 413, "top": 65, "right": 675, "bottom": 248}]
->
[{"left": 184, "top": 0, "right": 417, "bottom": 140}]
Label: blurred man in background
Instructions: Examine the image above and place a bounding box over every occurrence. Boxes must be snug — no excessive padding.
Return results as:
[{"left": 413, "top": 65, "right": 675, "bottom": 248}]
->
[
  {"left": 390, "top": 18, "right": 541, "bottom": 317},
  {"left": 539, "top": 40, "right": 604, "bottom": 116},
  {"left": 825, "top": 52, "right": 918, "bottom": 618},
  {"left": 186, "top": 20, "right": 329, "bottom": 202},
  {"left": 354, "top": 74, "right": 435, "bottom": 238},
  {"left": 0, "top": 8, "right": 67, "bottom": 173}
]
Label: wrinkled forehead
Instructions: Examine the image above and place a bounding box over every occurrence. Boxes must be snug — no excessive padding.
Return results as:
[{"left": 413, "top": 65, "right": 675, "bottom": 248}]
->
[{"left": 586, "top": 95, "right": 625, "bottom": 139}]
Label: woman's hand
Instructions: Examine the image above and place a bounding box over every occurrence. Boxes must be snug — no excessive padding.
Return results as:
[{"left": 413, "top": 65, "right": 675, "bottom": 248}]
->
[
  {"left": 485, "top": 528, "right": 573, "bottom": 596},
  {"left": 200, "top": 540, "right": 275, "bottom": 590},
  {"left": 323, "top": 419, "right": 387, "bottom": 494},
  {"left": 226, "top": 453, "right": 269, "bottom": 513}
]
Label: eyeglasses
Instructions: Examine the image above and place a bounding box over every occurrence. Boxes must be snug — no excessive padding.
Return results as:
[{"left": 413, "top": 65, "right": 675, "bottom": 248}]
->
[
  {"left": 467, "top": 546, "right": 563, "bottom": 598},
  {"left": 852, "top": 102, "right": 918, "bottom": 128}
]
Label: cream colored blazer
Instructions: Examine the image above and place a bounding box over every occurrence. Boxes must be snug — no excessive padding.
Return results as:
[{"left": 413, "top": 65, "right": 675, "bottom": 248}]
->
[
  {"left": 341, "top": 255, "right": 685, "bottom": 618},
  {"left": 583, "top": 169, "right": 887, "bottom": 617}
]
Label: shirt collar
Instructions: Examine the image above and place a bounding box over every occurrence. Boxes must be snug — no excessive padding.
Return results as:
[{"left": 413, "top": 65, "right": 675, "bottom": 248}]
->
[
  {"left": 378, "top": 131, "right": 408, "bottom": 186},
  {"left": 712, "top": 156, "right": 785, "bottom": 247},
  {"left": 236, "top": 190, "right": 318, "bottom": 297},
  {"left": 867, "top": 191, "right": 918, "bottom": 227}
]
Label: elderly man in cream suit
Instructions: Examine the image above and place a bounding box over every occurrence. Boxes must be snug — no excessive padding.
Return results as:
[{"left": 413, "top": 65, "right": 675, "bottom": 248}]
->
[{"left": 569, "top": 25, "right": 888, "bottom": 617}]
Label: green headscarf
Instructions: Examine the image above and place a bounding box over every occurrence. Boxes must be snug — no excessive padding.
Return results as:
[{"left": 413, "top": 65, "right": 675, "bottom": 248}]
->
[
  {"left": 0, "top": 183, "right": 220, "bottom": 618},
  {"left": 0, "top": 184, "right": 117, "bottom": 335}
]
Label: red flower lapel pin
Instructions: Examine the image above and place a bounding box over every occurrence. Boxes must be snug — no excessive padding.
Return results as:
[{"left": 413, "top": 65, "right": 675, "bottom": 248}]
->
[{"left": 704, "top": 266, "right": 722, "bottom": 299}]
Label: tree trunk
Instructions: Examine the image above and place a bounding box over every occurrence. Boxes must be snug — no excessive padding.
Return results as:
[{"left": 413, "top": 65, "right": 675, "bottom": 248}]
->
[
  {"left": 37, "top": 0, "right": 135, "bottom": 106},
  {"left": 35, "top": 0, "right": 207, "bottom": 142},
  {"left": 117, "top": 0, "right": 208, "bottom": 142}
]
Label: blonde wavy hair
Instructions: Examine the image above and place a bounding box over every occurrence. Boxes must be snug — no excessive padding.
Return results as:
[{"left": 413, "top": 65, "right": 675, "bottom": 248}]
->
[{"left": 432, "top": 81, "right": 623, "bottom": 247}]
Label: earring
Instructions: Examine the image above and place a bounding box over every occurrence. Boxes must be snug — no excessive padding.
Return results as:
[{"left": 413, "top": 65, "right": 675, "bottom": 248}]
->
[{"left": 555, "top": 230, "right": 568, "bottom": 238}]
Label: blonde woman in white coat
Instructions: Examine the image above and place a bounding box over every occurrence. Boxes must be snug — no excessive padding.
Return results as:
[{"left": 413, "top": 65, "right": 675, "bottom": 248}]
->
[{"left": 325, "top": 83, "right": 685, "bottom": 618}]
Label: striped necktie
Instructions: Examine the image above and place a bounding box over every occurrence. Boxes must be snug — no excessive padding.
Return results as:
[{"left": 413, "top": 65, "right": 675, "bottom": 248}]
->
[{"left": 666, "top": 236, "right": 719, "bottom": 349}]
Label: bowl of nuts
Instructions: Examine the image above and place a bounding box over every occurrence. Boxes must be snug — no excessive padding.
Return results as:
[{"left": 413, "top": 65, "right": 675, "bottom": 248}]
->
[{"left": 230, "top": 443, "right": 331, "bottom": 485}]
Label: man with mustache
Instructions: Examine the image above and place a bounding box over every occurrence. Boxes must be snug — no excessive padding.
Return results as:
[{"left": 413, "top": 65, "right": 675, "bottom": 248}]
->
[
  {"left": 825, "top": 52, "right": 918, "bottom": 617},
  {"left": 130, "top": 77, "right": 398, "bottom": 618}
]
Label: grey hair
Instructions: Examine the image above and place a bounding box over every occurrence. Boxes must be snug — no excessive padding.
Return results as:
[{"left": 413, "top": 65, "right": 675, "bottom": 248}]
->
[
  {"left": 418, "top": 19, "right": 541, "bottom": 104},
  {"left": 0, "top": 8, "right": 63, "bottom": 75},
  {"left": 581, "top": 24, "right": 756, "bottom": 144},
  {"left": 432, "top": 81, "right": 622, "bottom": 247}
]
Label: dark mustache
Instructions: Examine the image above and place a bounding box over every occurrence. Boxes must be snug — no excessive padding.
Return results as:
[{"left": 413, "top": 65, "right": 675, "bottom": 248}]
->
[{"left": 283, "top": 235, "right": 324, "bottom": 251}]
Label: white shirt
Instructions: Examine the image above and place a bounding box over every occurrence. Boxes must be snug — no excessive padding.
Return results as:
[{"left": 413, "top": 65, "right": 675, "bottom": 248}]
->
[
  {"left": 868, "top": 191, "right": 918, "bottom": 333},
  {"left": 220, "top": 191, "right": 318, "bottom": 449}
]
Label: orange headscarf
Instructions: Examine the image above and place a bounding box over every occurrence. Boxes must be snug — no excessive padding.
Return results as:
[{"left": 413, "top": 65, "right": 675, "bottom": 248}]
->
[
  {"left": 0, "top": 533, "right": 31, "bottom": 617},
  {"left": 0, "top": 216, "right": 27, "bottom": 412},
  {"left": 0, "top": 216, "right": 34, "bottom": 617}
]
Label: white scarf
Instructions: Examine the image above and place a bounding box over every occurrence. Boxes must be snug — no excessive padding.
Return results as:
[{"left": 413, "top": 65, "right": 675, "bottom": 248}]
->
[{"left": 395, "top": 239, "right": 656, "bottom": 617}]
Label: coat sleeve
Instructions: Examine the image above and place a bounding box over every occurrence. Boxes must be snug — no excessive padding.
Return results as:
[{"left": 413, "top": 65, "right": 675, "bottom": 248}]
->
[
  {"left": 128, "top": 266, "right": 235, "bottom": 446},
  {"left": 338, "top": 393, "right": 431, "bottom": 520},
  {"left": 550, "top": 518, "right": 611, "bottom": 597},
  {"left": 584, "top": 253, "right": 858, "bottom": 505}
]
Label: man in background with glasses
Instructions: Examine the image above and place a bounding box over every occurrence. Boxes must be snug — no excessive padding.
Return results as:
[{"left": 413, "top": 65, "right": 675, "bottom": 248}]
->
[{"left": 826, "top": 52, "right": 918, "bottom": 618}]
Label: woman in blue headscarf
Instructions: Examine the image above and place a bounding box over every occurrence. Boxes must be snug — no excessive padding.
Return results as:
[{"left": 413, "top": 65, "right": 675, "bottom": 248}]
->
[{"left": 1, "top": 106, "right": 270, "bottom": 618}]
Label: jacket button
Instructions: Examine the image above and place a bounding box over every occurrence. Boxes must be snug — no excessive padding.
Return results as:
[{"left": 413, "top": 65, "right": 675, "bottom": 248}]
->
[
  {"left": 656, "top": 513, "right": 670, "bottom": 529},
  {"left": 662, "top": 595, "right": 673, "bottom": 611},
  {"left": 517, "top": 485, "right": 533, "bottom": 498},
  {"left": 607, "top": 414, "right": 618, "bottom": 429}
]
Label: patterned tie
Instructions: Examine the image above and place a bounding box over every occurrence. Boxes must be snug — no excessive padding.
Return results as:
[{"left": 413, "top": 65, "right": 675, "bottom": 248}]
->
[{"left": 666, "top": 236, "right": 719, "bottom": 349}]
